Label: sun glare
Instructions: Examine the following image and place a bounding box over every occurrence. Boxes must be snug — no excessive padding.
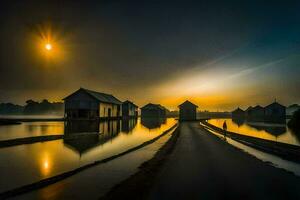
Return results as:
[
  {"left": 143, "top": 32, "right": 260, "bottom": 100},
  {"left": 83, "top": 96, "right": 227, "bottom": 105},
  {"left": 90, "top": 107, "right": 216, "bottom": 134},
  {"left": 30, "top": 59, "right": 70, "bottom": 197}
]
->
[{"left": 45, "top": 43, "right": 52, "bottom": 51}]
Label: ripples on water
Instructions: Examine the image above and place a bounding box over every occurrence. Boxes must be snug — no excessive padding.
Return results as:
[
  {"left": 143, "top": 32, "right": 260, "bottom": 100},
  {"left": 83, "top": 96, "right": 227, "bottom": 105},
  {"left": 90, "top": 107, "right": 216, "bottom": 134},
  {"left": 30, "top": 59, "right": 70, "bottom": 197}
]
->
[
  {"left": 207, "top": 118, "right": 300, "bottom": 146},
  {"left": 0, "top": 118, "right": 176, "bottom": 193}
]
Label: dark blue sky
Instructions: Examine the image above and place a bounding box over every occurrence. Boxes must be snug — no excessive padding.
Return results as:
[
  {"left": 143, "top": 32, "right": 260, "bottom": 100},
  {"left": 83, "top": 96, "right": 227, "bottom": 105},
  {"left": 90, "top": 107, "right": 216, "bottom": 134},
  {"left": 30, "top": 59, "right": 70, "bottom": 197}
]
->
[{"left": 0, "top": 0, "right": 299, "bottom": 110}]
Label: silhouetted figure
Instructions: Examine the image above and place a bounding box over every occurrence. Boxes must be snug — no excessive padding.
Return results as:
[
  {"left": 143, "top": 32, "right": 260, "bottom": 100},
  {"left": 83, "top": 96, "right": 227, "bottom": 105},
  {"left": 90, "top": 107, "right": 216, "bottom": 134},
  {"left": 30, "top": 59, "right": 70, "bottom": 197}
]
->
[
  {"left": 223, "top": 120, "right": 227, "bottom": 140},
  {"left": 223, "top": 121, "right": 227, "bottom": 130}
]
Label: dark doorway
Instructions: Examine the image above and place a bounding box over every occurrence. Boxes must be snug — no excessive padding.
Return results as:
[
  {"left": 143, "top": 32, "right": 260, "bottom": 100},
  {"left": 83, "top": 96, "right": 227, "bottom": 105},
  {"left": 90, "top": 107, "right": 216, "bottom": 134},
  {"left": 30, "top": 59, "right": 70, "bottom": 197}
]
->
[
  {"left": 108, "top": 108, "right": 111, "bottom": 118},
  {"left": 78, "top": 109, "right": 89, "bottom": 118}
]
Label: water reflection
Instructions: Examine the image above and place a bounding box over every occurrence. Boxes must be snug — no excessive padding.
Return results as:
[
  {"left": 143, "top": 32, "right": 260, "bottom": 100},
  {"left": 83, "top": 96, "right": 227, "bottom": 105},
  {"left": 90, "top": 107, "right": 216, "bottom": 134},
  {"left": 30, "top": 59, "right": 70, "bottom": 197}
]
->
[
  {"left": 208, "top": 118, "right": 300, "bottom": 146},
  {"left": 0, "top": 122, "right": 64, "bottom": 140},
  {"left": 0, "top": 118, "right": 177, "bottom": 193},
  {"left": 232, "top": 118, "right": 245, "bottom": 127},
  {"left": 121, "top": 118, "right": 137, "bottom": 133},
  {"left": 64, "top": 120, "right": 100, "bottom": 134},
  {"left": 64, "top": 120, "right": 122, "bottom": 155},
  {"left": 247, "top": 123, "right": 286, "bottom": 136},
  {"left": 141, "top": 117, "right": 166, "bottom": 129},
  {"left": 40, "top": 152, "right": 51, "bottom": 176},
  {"left": 231, "top": 119, "right": 287, "bottom": 136}
]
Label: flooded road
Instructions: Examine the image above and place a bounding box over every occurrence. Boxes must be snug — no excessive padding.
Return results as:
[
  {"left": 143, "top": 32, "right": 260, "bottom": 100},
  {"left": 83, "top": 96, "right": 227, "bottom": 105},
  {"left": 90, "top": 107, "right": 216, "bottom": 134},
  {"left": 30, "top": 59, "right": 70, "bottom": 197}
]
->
[
  {"left": 207, "top": 118, "right": 300, "bottom": 146},
  {"left": 0, "top": 118, "right": 176, "bottom": 193}
]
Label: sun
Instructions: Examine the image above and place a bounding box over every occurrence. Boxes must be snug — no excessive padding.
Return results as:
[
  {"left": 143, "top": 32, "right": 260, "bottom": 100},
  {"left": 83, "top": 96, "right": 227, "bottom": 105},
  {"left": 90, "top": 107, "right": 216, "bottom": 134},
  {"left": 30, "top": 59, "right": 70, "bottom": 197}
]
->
[{"left": 45, "top": 43, "right": 52, "bottom": 51}]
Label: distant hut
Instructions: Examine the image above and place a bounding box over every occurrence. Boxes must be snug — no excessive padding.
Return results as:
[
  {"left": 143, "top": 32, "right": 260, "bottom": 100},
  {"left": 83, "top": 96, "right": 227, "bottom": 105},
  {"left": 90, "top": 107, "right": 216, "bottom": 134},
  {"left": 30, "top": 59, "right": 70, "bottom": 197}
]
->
[
  {"left": 231, "top": 107, "right": 245, "bottom": 118},
  {"left": 248, "top": 105, "right": 265, "bottom": 121},
  {"left": 63, "top": 88, "right": 122, "bottom": 120},
  {"left": 245, "top": 106, "right": 253, "bottom": 117},
  {"left": 178, "top": 100, "right": 198, "bottom": 121},
  {"left": 140, "top": 103, "right": 166, "bottom": 118},
  {"left": 122, "top": 100, "right": 138, "bottom": 119},
  {"left": 264, "top": 101, "right": 286, "bottom": 123}
]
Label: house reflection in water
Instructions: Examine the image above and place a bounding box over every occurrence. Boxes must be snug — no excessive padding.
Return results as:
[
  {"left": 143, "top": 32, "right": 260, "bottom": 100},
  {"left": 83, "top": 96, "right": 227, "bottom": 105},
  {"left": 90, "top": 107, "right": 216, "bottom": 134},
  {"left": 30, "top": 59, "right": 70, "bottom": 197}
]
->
[
  {"left": 231, "top": 119, "right": 287, "bottom": 137},
  {"left": 121, "top": 118, "right": 137, "bottom": 133},
  {"left": 141, "top": 117, "right": 166, "bottom": 129},
  {"left": 63, "top": 120, "right": 121, "bottom": 155},
  {"left": 232, "top": 118, "right": 245, "bottom": 127},
  {"left": 246, "top": 123, "right": 286, "bottom": 137},
  {"left": 64, "top": 120, "right": 100, "bottom": 134}
]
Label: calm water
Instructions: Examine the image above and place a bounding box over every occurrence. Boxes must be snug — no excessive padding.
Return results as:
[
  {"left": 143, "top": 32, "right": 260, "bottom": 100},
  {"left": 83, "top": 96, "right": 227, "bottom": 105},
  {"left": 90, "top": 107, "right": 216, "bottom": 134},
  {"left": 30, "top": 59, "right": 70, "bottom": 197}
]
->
[
  {"left": 15, "top": 128, "right": 174, "bottom": 199},
  {"left": 0, "top": 121, "right": 64, "bottom": 140},
  {"left": 207, "top": 118, "right": 300, "bottom": 146},
  {"left": 0, "top": 118, "right": 176, "bottom": 193},
  {"left": 0, "top": 114, "right": 63, "bottom": 119}
]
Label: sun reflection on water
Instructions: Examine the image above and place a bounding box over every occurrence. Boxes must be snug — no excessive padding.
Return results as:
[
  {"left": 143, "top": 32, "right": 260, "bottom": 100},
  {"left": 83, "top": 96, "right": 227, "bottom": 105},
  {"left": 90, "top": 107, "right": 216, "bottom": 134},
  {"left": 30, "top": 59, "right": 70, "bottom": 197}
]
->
[{"left": 40, "top": 152, "right": 51, "bottom": 176}]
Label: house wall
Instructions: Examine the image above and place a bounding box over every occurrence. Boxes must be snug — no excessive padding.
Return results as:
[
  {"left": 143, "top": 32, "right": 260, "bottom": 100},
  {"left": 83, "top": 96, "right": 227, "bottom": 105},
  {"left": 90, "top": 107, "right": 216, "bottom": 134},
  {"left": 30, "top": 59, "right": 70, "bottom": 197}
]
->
[
  {"left": 141, "top": 108, "right": 166, "bottom": 118},
  {"left": 122, "top": 104, "right": 129, "bottom": 117},
  {"left": 265, "top": 104, "right": 286, "bottom": 122},
  {"left": 128, "top": 104, "right": 137, "bottom": 116},
  {"left": 65, "top": 91, "right": 99, "bottom": 110},
  {"left": 141, "top": 109, "right": 159, "bottom": 118},
  {"left": 99, "top": 102, "right": 121, "bottom": 118},
  {"left": 179, "top": 107, "right": 196, "bottom": 121},
  {"left": 122, "top": 103, "right": 138, "bottom": 117},
  {"left": 265, "top": 105, "right": 285, "bottom": 116},
  {"left": 247, "top": 108, "right": 265, "bottom": 122},
  {"left": 232, "top": 111, "right": 245, "bottom": 118},
  {"left": 65, "top": 91, "right": 99, "bottom": 119}
]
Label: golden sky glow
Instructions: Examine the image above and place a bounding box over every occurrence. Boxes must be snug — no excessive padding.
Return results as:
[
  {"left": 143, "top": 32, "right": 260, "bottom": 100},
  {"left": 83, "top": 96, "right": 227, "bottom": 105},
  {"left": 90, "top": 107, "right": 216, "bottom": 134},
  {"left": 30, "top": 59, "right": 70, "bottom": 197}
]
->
[{"left": 1, "top": 1, "right": 300, "bottom": 113}]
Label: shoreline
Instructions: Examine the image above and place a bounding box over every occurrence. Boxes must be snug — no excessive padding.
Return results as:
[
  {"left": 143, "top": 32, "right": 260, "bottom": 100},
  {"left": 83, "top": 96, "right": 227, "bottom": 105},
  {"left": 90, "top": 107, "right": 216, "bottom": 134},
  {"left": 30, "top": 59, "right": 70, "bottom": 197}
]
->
[
  {"left": 0, "top": 132, "right": 103, "bottom": 148},
  {"left": 202, "top": 121, "right": 300, "bottom": 163}
]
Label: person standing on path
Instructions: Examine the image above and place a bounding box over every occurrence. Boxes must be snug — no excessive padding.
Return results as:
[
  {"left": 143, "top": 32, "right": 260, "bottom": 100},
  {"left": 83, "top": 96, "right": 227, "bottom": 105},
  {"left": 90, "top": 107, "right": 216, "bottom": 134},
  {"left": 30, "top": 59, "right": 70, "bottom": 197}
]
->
[{"left": 223, "top": 120, "right": 227, "bottom": 139}]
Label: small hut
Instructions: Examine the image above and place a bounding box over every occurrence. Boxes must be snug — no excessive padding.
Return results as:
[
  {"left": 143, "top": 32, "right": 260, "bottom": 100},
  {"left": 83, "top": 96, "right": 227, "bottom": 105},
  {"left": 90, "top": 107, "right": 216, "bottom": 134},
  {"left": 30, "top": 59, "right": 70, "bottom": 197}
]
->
[
  {"left": 245, "top": 106, "right": 253, "bottom": 117},
  {"left": 140, "top": 103, "right": 166, "bottom": 118},
  {"left": 264, "top": 101, "right": 286, "bottom": 122},
  {"left": 122, "top": 100, "right": 138, "bottom": 119},
  {"left": 232, "top": 107, "right": 245, "bottom": 118},
  {"left": 63, "top": 88, "right": 122, "bottom": 120},
  {"left": 178, "top": 100, "right": 198, "bottom": 121},
  {"left": 248, "top": 105, "right": 265, "bottom": 121}
]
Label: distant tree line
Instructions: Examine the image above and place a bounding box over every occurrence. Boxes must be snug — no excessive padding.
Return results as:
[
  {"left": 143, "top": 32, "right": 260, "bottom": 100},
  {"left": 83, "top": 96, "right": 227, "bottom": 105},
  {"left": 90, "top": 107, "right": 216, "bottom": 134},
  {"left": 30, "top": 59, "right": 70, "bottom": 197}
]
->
[{"left": 0, "top": 100, "right": 64, "bottom": 115}]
